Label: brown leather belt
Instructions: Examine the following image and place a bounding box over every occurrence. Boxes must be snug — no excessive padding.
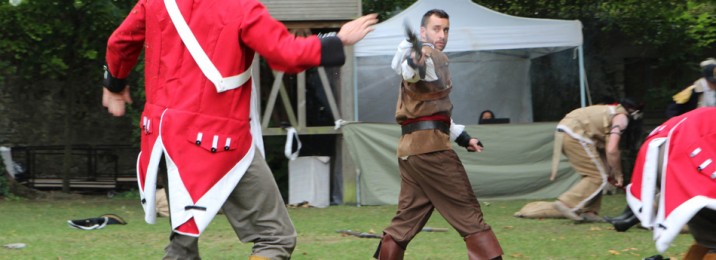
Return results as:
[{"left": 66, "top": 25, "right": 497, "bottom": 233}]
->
[{"left": 401, "top": 120, "right": 450, "bottom": 135}]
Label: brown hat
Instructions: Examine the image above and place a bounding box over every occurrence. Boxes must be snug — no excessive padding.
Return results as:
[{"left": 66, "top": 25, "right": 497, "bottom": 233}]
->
[{"left": 704, "top": 64, "right": 716, "bottom": 83}]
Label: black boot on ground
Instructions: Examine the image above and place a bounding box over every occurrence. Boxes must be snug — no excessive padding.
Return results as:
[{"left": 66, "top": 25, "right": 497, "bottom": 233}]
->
[
  {"left": 612, "top": 213, "right": 640, "bottom": 232},
  {"left": 604, "top": 206, "right": 633, "bottom": 223}
]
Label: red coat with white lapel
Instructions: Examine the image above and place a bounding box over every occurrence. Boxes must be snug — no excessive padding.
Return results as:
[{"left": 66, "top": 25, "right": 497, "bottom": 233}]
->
[
  {"left": 627, "top": 107, "right": 716, "bottom": 252},
  {"left": 106, "top": 0, "right": 337, "bottom": 237}
]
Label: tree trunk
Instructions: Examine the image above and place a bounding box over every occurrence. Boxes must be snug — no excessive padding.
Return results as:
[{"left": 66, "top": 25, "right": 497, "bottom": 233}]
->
[
  {"left": 61, "top": 89, "right": 75, "bottom": 193},
  {"left": 5, "top": 172, "right": 45, "bottom": 199},
  {"left": 61, "top": 0, "right": 80, "bottom": 194}
]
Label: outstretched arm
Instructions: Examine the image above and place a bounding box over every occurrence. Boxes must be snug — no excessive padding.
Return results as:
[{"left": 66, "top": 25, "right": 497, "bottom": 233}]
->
[{"left": 336, "top": 14, "right": 378, "bottom": 46}]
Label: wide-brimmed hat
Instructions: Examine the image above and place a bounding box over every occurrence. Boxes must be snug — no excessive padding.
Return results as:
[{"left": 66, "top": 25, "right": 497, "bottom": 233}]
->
[{"left": 620, "top": 97, "right": 645, "bottom": 111}]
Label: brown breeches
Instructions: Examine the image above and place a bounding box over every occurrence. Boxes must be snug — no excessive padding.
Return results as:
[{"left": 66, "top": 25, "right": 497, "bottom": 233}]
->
[
  {"left": 557, "top": 135, "right": 608, "bottom": 214},
  {"left": 161, "top": 152, "right": 296, "bottom": 260},
  {"left": 689, "top": 208, "right": 716, "bottom": 251},
  {"left": 384, "top": 150, "right": 494, "bottom": 244}
]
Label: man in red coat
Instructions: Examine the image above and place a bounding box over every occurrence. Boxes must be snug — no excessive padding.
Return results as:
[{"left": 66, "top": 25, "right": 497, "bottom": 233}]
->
[
  {"left": 627, "top": 107, "right": 716, "bottom": 258},
  {"left": 101, "top": 0, "right": 377, "bottom": 259}
]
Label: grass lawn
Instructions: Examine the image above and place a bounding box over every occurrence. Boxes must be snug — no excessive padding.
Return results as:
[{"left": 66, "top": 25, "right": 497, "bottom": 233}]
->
[{"left": 0, "top": 193, "right": 693, "bottom": 259}]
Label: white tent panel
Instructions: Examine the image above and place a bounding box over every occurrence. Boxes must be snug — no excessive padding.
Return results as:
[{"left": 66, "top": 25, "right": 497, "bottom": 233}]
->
[
  {"left": 357, "top": 51, "right": 533, "bottom": 123},
  {"left": 355, "top": 0, "right": 583, "bottom": 57},
  {"left": 353, "top": 0, "right": 584, "bottom": 123}
]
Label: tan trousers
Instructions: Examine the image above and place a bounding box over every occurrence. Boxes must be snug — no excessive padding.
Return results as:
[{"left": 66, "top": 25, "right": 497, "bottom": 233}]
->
[
  {"left": 384, "top": 150, "right": 496, "bottom": 245},
  {"left": 556, "top": 134, "right": 608, "bottom": 214},
  {"left": 689, "top": 208, "right": 716, "bottom": 251},
  {"left": 162, "top": 151, "right": 296, "bottom": 260}
]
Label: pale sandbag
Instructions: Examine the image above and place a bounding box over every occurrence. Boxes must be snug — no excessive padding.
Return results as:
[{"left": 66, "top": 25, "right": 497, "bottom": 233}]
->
[
  {"left": 155, "top": 188, "right": 169, "bottom": 217},
  {"left": 513, "top": 201, "right": 565, "bottom": 219}
]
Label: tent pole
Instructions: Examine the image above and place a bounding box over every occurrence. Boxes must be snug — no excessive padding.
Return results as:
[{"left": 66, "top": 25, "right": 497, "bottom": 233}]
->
[
  {"left": 578, "top": 46, "right": 586, "bottom": 107},
  {"left": 353, "top": 57, "right": 360, "bottom": 121},
  {"left": 356, "top": 168, "right": 361, "bottom": 207},
  {"left": 353, "top": 57, "right": 361, "bottom": 207}
]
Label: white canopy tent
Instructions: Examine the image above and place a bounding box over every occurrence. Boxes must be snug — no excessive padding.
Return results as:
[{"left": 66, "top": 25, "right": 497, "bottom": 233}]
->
[{"left": 353, "top": 0, "right": 586, "bottom": 123}]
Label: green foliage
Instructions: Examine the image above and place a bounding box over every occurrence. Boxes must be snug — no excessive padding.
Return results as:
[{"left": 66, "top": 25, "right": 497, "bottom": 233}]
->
[
  {"left": 0, "top": 0, "right": 138, "bottom": 114},
  {"left": 0, "top": 0, "right": 129, "bottom": 82},
  {"left": 0, "top": 168, "right": 19, "bottom": 201},
  {"left": 0, "top": 3, "right": 139, "bottom": 179},
  {"left": 482, "top": 0, "right": 714, "bottom": 65},
  {"left": 679, "top": 2, "right": 716, "bottom": 49},
  {"left": 362, "top": 0, "right": 416, "bottom": 20},
  {"left": 111, "top": 188, "right": 140, "bottom": 199},
  {"left": 0, "top": 164, "right": 7, "bottom": 198},
  {"left": 0, "top": 0, "right": 138, "bottom": 192}
]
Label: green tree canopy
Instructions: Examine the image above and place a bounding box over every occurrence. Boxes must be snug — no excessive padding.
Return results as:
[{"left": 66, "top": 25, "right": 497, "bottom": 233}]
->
[{"left": 0, "top": 0, "right": 137, "bottom": 192}]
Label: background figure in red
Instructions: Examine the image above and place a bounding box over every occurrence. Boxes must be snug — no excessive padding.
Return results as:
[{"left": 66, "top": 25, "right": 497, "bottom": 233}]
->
[
  {"left": 627, "top": 108, "right": 716, "bottom": 258},
  {"left": 101, "top": 0, "right": 376, "bottom": 259}
]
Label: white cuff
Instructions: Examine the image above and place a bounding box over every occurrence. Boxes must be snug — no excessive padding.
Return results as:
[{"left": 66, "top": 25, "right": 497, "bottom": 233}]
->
[{"left": 449, "top": 119, "right": 465, "bottom": 141}]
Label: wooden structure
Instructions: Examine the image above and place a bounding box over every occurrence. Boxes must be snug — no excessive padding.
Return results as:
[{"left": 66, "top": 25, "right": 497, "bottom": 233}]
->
[
  {"left": 257, "top": 0, "right": 360, "bottom": 135},
  {"left": 257, "top": 0, "right": 361, "bottom": 203},
  {"left": 260, "top": 0, "right": 360, "bottom": 22},
  {"left": 11, "top": 145, "right": 137, "bottom": 191}
]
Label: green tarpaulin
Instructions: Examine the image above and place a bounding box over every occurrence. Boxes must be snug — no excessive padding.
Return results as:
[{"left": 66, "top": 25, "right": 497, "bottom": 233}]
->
[{"left": 342, "top": 122, "right": 579, "bottom": 205}]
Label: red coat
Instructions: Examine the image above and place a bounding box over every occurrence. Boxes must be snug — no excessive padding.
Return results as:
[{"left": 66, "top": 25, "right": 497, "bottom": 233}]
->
[
  {"left": 627, "top": 107, "right": 716, "bottom": 252},
  {"left": 106, "top": 0, "right": 344, "bottom": 237}
]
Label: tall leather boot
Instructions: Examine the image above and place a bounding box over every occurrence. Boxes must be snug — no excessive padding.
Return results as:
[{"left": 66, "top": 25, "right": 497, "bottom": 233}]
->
[
  {"left": 373, "top": 234, "right": 405, "bottom": 260},
  {"left": 604, "top": 205, "right": 633, "bottom": 223},
  {"left": 704, "top": 252, "right": 716, "bottom": 260},
  {"left": 465, "top": 230, "right": 504, "bottom": 260},
  {"left": 682, "top": 243, "right": 708, "bottom": 260},
  {"left": 611, "top": 212, "right": 639, "bottom": 232}
]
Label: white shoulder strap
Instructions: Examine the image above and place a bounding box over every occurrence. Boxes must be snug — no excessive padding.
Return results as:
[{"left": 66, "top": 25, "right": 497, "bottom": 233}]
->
[{"left": 164, "top": 0, "right": 252, "bottom": 93}]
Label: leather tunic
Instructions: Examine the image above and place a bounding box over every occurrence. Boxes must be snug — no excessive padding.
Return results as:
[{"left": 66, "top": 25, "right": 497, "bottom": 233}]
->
[{"left": 395, "top": 48, "right": 453, "bottom": 157}]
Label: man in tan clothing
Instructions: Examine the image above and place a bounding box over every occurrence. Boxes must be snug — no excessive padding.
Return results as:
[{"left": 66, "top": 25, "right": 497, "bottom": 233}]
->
[
  {"left": 666, "top": 58, "right": 716, "bottom": 117},
  {"left": 550, "top": 99, "right": 644, "bottom": 222},
  {"left": 373, "top": 9, "right": 503, "bottom": 260}
]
